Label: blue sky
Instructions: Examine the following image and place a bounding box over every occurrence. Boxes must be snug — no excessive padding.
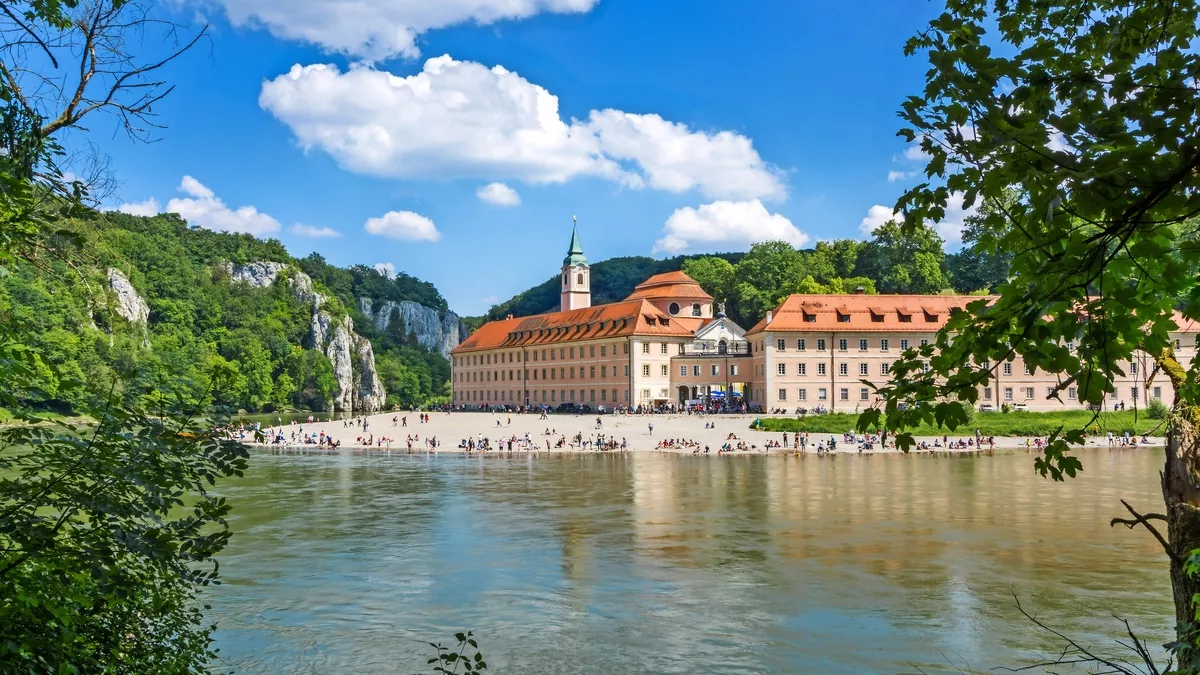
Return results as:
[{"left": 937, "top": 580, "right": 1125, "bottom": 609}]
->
[{"left": 91, "top": 0, "right": 967, "bottom": 316}]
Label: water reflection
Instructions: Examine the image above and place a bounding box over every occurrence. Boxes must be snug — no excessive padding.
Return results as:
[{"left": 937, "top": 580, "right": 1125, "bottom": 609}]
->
[{"left": 209, "top": 449, "right": 1171, "bottom": 674}]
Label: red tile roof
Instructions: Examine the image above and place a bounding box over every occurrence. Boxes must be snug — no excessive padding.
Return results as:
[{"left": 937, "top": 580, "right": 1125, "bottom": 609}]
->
[
  {"left": 452, "top": 299, "right": 695, "bottom": 353},
  {"left": 745, "top": 294, "right": 990, "bottom": 335},
  {"left": 625, "top": 270, "right": 714, "bottom": 301}
]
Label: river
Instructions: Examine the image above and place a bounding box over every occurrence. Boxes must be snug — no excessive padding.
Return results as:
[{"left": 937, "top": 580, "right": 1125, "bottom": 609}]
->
[{"left": 208, "top": 447, "right": 1172, "bottom": 674}]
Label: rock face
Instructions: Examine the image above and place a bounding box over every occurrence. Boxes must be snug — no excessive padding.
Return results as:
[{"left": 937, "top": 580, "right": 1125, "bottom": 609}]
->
[
  {"left": 359, "top": 297, "right": 466, "bottom": 359},
  {"left": 224, "top": 261, "right": 384, "bottom": 413},
  {"left": 106, "top": 268, "right": 150, "bottom": 324}
]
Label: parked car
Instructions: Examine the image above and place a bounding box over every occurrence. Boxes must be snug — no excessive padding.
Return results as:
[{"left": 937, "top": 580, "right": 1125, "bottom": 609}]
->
[
  {"left": 979, "top": 403, "right": 996, "bottom": 413},
  {"left": 1012, "top": 403, "right": 1029, "bottom": 412},
  {"left": 554, "top": 403, "right": 579, "bottom": 413},
  {"left": 579, "top": 404, "right": 593, "bottom": 414}
]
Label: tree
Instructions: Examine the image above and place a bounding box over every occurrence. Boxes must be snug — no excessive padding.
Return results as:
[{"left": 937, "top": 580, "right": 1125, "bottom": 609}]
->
[
  {"left": 855, "top": 220, "right": 950, "bottom": 294},
  {"left": 866, "top": 0, "right": 1200, "bottom": 663},
  {"left": 681, "top": 256, "right": 735, "bottom": 303},
  {"left": 947, "top": 209, "right": 1013, "bottom": 293}
]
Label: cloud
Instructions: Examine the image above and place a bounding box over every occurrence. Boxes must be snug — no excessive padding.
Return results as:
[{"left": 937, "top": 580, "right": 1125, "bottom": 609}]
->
[
  {"left": 166, "top": 176, "right": 282, "bottom": 236},
  {"left": 290, "top": 223, "right": 342, "bottom": 238},
  {"left": 887, "top": 170, "right": 914, "bottom": 183},
  {"left": 652, "top": 200, "right": 808, "bottom": 255},
  {"left": 373, "top": 262, "right": 396, "bottom": 278},
  {"left": 116, "top": 197, "right": 161, "bottom": 217},
  {"left": 857, "top": 191, "right": 979, "bottom": 243},
  {"left": 207, "top": 0, "right": 600, "bottom": 61},
  {"left": 476, "top": 182, "right": 521, "bottom": 206},
  {"left": 260, "top": 56, "right": 785, "bottom": 201},
  {"left": 364, "top": 210, "right": 441, "bottom": 241}
]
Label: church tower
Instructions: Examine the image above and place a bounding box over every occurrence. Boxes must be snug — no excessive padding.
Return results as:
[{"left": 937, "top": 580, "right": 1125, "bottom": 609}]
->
[{"left": 561, "top": 217, "right": 590, "bottom": 312}]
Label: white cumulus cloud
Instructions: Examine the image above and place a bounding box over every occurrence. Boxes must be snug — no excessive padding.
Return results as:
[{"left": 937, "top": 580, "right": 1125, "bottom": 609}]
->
[
  {"left": 887, "top": 170, "right": 914, "bottom": 183},
  {"left": 373, "top": 262, "right": 396, "bottom": 278},
  {"left": 291, "top": 223, "right": 342, "bottom": 238},
  {"left": 858, "top": 191, "right": 979, "bottom": 243},
  {"left": 166, "top": 176, "right": 282, "bottom": 236},
  {"left": 260, "top": 56, "right": 785, "bottom": 201},
  {"left": 652, "top": 200, "right": 808, "bottom": 255},
  {"left": 207, "top": 0, "right": 600, "bottom": 61},
  {"left": 116, "top": 197, "right": 161, "bottom": 216},
  {"left": 364, "top": 210, "right": 441, "bottom": 241},
  {"left": 476, "top": 182, "right": 521, "bottom": 206}
]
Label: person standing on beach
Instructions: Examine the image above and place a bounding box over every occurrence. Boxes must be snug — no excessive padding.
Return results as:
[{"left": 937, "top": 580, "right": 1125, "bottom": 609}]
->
[{"left": 648, "top": 422, "right": 654, "bottom": 435}]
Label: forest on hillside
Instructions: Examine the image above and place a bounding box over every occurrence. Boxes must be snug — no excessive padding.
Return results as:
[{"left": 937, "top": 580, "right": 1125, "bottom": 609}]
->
[
  {"left": 1, "top": 211, "right": 451, "bottom": 417},
  {"left": 481, "top": 218, "right": 1011, "bottom": 329}
]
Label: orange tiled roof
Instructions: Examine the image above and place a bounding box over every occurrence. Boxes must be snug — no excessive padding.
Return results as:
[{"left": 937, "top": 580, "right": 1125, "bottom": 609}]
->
[
  {"left": 745, "top": 294, "right": 990, "bottom": 335},
  {"left": 624, "top": 270, "right": 714, "bottom": 301},
  {"left": 451, "top": 299, "right": 695, "bottom": 353}
]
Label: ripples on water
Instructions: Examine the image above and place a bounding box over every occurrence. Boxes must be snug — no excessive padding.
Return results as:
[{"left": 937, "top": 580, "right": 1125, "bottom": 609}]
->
[{"left": 208, "top": 449, "right": 1172, "bottom": 674}]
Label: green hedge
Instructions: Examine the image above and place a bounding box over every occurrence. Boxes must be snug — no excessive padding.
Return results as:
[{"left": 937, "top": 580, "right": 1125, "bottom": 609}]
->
[{"left": 751, "top": 410, "right": 1164, "bottom": 437}]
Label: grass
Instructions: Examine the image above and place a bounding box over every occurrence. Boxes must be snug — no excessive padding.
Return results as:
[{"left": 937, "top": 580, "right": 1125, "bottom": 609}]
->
[{"left": 751, "top": 410, "right": 1166, "bottom": 437}]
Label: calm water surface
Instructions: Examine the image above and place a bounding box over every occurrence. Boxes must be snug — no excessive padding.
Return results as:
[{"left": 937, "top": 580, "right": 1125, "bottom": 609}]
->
[{"left": 208, "top": 448, "right": 1172, "bottom": 674}]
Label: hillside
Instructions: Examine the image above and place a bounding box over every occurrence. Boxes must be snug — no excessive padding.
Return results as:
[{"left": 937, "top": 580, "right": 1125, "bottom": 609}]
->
[{"left": 1, "top": 211, "right": 459, "bottom": 415}]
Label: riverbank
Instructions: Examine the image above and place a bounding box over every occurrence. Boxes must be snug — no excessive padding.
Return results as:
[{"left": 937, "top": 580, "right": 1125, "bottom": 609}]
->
[
  {"left": 753, "top": 410, "right": 1166, "bottom": 437},
  {"left": 238, "top": 410, "right": 1164, "bottom": 456}
]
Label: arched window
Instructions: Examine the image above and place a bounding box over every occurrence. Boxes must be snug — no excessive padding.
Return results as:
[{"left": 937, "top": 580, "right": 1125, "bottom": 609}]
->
[
  {"left": 718, "top": 340, "right": 727, "bottom": 355},
  {"left": 563, "top": 272, "right": 568, "bottom": 286},
  {"left": 692, "top": 303, "right": 702, "bottom": 316},
  {"left": 668, "top": 302, "right": 680, "bottom": 315},
  {"left": 577, "top": 273, "right": 585, "bottom": 285}
]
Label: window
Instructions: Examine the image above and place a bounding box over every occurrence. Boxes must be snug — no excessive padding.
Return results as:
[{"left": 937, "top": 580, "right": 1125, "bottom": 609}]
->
[
  {"left": 1130, "top": 362, "right": 1139, "bottom": 376},
  {"left": 600, "top": 345, "right": 607, "bottom": 356},
  {"left": 680, "top": 366, "right": 687, "bottom": 377},
  {"left": 692, "top": 303, "right": 702, "bottom": 316},
  {"left": 860, "top": 388, "right": 870, "bottom": 401},
  {"left": 818, "top": 363, "right": 827, "bottom": 376},
  {"left": 839, "top": 338, "right": 848, "bottom": 351},
  {"left": 601, "top": 366, "right": 607, "bottom": 377},
  {"left": 777, "top": 363, "right": 787, "bottom": 375},
  {"left": 1068, "top": 387, "right": 1077, "bottom": 400},
  {"left": 859, "top": 363, "right": 868, "bottom": 376},
  {"left": 799, "top": 363, "right": 807, "bottom": 376},
  {"left": 589, "top": 346, "right": 596, "bottom": 357},
  {"left": 777, "top": 339, "right": 786, "bottom": 351},
  {"left": 839, "top": 363, "right": 848, "bottom": 376},
  {"left": 639, "top": 343, "right": 649, "bottom": 354},
  {"left": 900, "top": 339, "right": 909, "bottom": 350},
  {"left": 880, "top": 363, "right": 891, "bottom": 375},
  {"left": 668, "top": 302, "right": 680, "bottom": 315},
  {"left": 859, "top": 338, "right": 868, "bottom": 351},
  {"left": 799, "top": 389, "right": 808, "bottom": 401},
  {"left": 730, "top": 365, "right": 738, "bottom": 376},
  {"left": 590, "top": 367, "right": 596, "bottom": 378},
  {"left": 1024, "top": 387, "right": 1034, "bottom": 400},
  {"left": 818, "top": 388, "right": 828, "bottom": 400},
  {"left": 1003, "top": 363, "right": 1012, "bottom": 376},
  {"left": 693, "top": 365, "right": 701, "bottom": 376},
  {"left": 642, "top": 389, "right": 651, "bottom": 401},
  {"left": 804, "top": 313, "right": 816, "bottom": 323},
  {"left": 983, "top": 387, "right": 992, "bottom": 400},
  {"left": 661, "top": 365, "right": 669, "bottom": 376},
  {"left": 840, "top": 388, "right": 849, "bottom": 401},
  {"left": 798, "top": 339, "right": 806, "bottom": 351},
  {"left": 570, "top": 367, "right": 576, "bottom": 379},
  {"left": 1047, "top": 387, "right": 1055, "bottom": 398},
  {"left": 623, "top": 343, "right": 630, "bottom": 355},
  {"left": 1131, "top": 387, "right": 1139, "bottom": 401},
  {"left": 778, "top": 389, "right": 787, "bottom": 401},
  {"left": 570, "top": 347, "right": 575, "bottom": 358},
  {"left": 1154, "top": 386, "right": 1162, "bottom": 399},
  {"left": 817, "top": 339, "right": 827, "bottom": 351},
  {"left": 711, "top": 365, "right": 719, "bottom": 376},
  {"left": 661, "top": 343, "right": 668, "bottom": 355},
  {"left": 642, "top": 365, "right": 650, "bottom": 377},
  {"left": 624, "top": 365, "right": 629, "bottom": 376},
  {"left": 838, "top": 313, "right": 850, "bottom": 323},
  {"left": 880, "top": 339, "right": 890, "bottom": 352},
  {"left": 1004, "top": 387, "right": 1013, "bottom": 400},
  {"left": 1024, "top": 365, "right": 1031, "bottom": 376},
  {"left": 1111, "top": 390, "right": 1119, "bottom": 400}
]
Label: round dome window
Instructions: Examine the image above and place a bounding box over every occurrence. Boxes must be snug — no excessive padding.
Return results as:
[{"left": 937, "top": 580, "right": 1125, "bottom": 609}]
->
[{"left": 668, "top": 302, "right": 680, "bottom": 315}]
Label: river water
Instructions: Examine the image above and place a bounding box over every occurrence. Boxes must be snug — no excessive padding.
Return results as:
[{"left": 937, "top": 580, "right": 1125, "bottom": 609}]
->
[{"left": 208, "top": 448, "right": 1172, "bottom": 674}]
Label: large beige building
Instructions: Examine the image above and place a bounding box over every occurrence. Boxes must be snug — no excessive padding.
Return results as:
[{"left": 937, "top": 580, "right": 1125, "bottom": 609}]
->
[{"left": 452, "top": 224, "right": 1198, "bottom": 412}]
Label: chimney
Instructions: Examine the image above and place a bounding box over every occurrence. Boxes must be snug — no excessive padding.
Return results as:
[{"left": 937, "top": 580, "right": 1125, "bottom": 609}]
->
[
  {"left": 855, "top": 286, "right": 865, "bottom": 295},
  {"left": 765, "top": 310, "right": 773, "bottom": 325}
]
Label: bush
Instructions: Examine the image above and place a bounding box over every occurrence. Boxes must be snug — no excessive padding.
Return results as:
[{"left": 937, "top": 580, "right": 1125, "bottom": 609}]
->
[{"left": 1147, "top": 397, "right": 1169, "bottom": 420}]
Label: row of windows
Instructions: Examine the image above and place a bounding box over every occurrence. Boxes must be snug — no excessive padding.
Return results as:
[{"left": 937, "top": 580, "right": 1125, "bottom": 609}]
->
[
  {"left": 455, "top": 342, "right": 633, "bottom": 368},
  {"left": 773, "top": 362, "right": 896, "bottom": 377},
  {"left": 982, "top": 385, "right": 1165, "bottom": 401},
  {"left": 776, "top": 387, "right": 873, "bottom": 402},
  {"left": 771, "top": 337, "right": 930, "bottom": 353},
  {"left": 453, "top": 388, "right": 631, "bottom": 403},
  {"left": 677, "top": 364, "right": 740, "bottom": 378},
  {"left": 455, "top": 365, "right": 632, "bottom": 383}
]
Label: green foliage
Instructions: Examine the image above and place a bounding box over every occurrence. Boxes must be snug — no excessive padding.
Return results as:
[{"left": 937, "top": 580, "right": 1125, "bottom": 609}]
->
[
  {"left": 756, "top": 410, "right": 1160, "bottom": 437},
  {"left": 854, "top": 220, "right": 950, "bottom": 294},
  {"left": 424, "top": 632, "right": 487, "bottom": 674},
  {"left": 1147, "top": 397, "right": 1170, "bottom": 420}
]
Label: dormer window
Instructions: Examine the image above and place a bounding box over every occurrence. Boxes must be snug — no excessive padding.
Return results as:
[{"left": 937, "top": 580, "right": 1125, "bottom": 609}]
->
[
  {"left": 803, "top": 312, "right": 816, "bottom": 323},
  {"left": 837, "top": 312, "right": 850, "bottom": 323}
]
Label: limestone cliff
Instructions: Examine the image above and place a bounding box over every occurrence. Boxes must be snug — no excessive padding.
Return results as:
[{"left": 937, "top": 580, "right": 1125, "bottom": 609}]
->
[
  {"left": 106, "top": 268, "right": 150, "bottom": 324},
  {"left": 358, "top": 297, "right": 466, "bottom": 359},
  {"left": 222, "top": 262, "right": 384, "bottom": 413}
]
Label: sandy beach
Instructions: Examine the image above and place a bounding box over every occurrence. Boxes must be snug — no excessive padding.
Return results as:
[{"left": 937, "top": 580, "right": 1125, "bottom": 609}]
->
[{"left": 241, "top": 410, "right": 1163, "bottom": 456}]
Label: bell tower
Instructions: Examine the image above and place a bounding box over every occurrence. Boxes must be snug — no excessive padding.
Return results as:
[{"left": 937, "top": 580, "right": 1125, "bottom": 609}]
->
[{"left": 561, "top": 216, "right": 590, "bottom": 312}]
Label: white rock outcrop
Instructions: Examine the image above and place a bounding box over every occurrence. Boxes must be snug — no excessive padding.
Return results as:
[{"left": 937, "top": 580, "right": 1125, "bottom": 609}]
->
[
  {"left": 358, "top": 298, "right": 466, "bottom": 358},
  {"left": 106, "top": 268, "right": 150, "bottom": 324},
  {"left": 224, "top": 261, "right": 385, "bottom": 413}
]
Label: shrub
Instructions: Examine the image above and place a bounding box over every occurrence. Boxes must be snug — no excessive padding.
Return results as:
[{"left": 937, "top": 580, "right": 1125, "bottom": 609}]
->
[{"left": 1147, "top": 397, "right": 1169, "bottom": 420}]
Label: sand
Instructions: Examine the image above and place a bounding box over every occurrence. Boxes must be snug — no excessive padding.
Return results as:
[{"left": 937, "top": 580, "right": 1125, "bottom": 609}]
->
[{"left": 241, "top": 410, "right": 1162, "bottom": 456}]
